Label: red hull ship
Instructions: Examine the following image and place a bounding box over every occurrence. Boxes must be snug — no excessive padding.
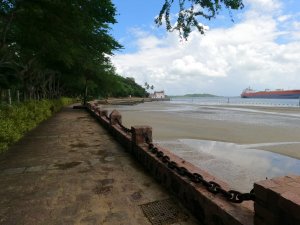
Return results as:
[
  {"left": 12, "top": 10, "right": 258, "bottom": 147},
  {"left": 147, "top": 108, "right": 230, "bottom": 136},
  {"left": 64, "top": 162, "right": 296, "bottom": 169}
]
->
[{"left": 241, "top": 88, "right": 300, "bottom": 99}]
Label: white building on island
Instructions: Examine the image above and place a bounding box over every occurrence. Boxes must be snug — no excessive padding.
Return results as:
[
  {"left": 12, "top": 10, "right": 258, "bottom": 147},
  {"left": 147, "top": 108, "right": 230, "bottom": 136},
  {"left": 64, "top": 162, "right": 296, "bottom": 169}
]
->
[{"left": 150, "top": 91, "right": 166, "bottom": 99}]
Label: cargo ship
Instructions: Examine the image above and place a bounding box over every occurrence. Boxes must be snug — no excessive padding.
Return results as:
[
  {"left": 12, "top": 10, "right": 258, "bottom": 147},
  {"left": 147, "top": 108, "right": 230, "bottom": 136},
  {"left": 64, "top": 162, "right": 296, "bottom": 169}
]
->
[{"left": 241, "top": 87, "right": 300, "bottom": 99}]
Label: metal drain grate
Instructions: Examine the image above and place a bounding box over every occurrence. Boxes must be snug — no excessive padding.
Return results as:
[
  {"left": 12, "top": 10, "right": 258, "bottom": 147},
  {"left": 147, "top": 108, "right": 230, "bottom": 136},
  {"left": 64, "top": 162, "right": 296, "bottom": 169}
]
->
[{"left": 140, "top": 198, "right": 189, "bottom": 225}]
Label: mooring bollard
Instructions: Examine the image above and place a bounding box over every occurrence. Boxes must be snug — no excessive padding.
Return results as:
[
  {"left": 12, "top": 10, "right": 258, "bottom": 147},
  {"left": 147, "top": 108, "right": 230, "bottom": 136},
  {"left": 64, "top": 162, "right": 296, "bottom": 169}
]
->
[
  {"left": 110, "top": 110, "right": 122, "bottom": 125},
  {"left": 131, "top": 126, "right": 152, "bottom": 145}
]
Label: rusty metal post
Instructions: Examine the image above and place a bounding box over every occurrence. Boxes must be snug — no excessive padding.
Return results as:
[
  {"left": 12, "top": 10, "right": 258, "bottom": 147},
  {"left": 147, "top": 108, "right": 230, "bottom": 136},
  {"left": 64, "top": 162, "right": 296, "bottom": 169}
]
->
[
  {"left": 110, "top": 110, "right": 122, "bottom": 125},
  {"left": 131, "top": 126, "right": 152, "bottom": 145}
]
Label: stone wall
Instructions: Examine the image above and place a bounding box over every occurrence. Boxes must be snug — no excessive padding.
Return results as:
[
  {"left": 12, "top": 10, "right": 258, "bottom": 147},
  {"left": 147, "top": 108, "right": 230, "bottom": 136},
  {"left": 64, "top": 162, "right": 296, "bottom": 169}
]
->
[{"left": 85, "top": 102, "right": 300, "bottom": 225}]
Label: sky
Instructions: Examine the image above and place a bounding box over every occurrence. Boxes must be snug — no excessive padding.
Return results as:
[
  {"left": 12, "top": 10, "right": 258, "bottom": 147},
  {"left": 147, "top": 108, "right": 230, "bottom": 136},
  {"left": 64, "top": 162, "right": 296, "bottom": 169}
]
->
[{"left": 110, "top": 0, "right": 300, "bottom": 96}]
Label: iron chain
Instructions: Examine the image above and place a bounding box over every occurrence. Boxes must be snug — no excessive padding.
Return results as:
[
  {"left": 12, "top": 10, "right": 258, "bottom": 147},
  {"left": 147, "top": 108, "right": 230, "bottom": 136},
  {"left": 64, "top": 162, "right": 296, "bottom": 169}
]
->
[
  {"left": 144, "top": 134, "right": 255, "bottom": 203},
  {"left": 116, "top": 119, "right": 132, "bottom": 133}
]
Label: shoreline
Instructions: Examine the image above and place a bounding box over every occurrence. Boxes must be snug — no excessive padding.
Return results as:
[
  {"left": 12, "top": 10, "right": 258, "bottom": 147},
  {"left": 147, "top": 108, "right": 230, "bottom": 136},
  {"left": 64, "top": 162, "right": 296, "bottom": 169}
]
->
[
  {"left": 102, "top": 102, "right": 300, "bottom": 160},
  {"left": 101, "top": 101, "right": 300, "bottom": 190},
  {"left": 95, "top": 97, "right": 170, "bottom": 105}
]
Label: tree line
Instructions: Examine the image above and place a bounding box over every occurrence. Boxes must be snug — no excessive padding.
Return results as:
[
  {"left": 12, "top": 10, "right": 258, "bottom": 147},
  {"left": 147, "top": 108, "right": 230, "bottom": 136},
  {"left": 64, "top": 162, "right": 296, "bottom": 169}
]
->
[
  {"left": 0, "top": 0, "right": 244, "bottom": 104},
  {"left": 0, "top": 0, "right": 147, "bottom": 104}
]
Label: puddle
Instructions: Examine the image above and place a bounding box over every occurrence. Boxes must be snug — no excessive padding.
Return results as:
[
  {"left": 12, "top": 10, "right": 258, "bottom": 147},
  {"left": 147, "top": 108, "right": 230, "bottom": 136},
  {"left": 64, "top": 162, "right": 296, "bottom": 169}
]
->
[{"left": 158, "top": 139, "right": 300, "bottom": 192}]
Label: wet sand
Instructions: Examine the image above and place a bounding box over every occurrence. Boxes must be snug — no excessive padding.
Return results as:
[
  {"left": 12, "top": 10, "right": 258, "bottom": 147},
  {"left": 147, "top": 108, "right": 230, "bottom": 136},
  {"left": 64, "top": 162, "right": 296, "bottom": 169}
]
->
[{"left": 103, "top": 102, "right": 300, "bottom": 160}]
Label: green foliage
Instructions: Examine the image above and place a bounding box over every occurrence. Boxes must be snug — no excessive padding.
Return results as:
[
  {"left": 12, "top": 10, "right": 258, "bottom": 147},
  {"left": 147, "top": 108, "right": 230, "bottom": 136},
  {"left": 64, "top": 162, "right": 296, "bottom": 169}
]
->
[
  {"left": 0, "top": 0, "right": 122, "bottom": 99},
  {"left": 85, "top": 73, "right": 147, "bottom": 99},
  {"left": 156, "top": 0, "right": 244, "bottom": 39},
  {"left": 113, "top": 76, "right": 147, "bottom": 97},
  {"left": 0, "top": 98, "right": 74, "bottom": 154}
]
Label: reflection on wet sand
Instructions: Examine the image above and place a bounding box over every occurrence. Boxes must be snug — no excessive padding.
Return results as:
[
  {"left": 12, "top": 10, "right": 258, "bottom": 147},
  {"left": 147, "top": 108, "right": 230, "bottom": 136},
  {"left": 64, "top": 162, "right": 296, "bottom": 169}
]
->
[
  {"left": 159, "top": 139, "right": 300, "bottom": 192},
  {"left": 102, "top": 101, "right": 300, "bottom": 191}
]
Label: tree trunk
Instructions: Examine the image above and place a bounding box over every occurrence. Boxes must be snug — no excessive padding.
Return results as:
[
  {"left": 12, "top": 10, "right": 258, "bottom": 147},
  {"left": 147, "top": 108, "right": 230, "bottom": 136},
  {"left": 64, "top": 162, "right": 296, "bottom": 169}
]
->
[
  {"left": 83, "top": 78, "right": 88, "bottom": 105},
  {"left": 8, "top": 89, "right": 12, "bottom": 105},
  {"left": 17, "top": 90, "right": 20, "bottom": 103}
]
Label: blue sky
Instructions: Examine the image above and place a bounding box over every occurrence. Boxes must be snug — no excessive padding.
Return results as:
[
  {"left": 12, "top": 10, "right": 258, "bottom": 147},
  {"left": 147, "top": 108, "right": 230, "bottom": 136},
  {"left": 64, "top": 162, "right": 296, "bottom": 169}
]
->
[
  {"left": 111, "top": 0, "right": 300, "bottom": 96},
  {"left": 112, "top": 0, "right": 166, "bottom": 53}
]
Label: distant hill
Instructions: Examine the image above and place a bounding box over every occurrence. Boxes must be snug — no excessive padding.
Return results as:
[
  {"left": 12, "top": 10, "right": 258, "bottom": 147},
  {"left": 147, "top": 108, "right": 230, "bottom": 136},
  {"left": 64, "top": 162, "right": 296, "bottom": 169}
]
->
[{"left": 171, "top": 93, "right": 218, "bottom": 98}]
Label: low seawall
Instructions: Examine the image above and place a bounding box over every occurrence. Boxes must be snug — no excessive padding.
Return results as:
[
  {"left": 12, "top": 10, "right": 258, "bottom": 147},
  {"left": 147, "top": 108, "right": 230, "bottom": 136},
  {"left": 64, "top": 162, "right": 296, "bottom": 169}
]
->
[{"left": 86, "top": 102, "right": 300, "bottom": 225}]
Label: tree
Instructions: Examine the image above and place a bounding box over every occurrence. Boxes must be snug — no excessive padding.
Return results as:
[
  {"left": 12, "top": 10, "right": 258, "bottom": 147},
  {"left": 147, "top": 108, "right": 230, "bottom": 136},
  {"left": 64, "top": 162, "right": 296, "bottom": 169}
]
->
[
  {"left": 144, "top": 82, "right": 150, "bottom": 90},
  {"left": 156, "top": 0, "right": 244, "bottom": 39},
  {"left": 0, "top": 0, "right": 122, "bottom": 101}
]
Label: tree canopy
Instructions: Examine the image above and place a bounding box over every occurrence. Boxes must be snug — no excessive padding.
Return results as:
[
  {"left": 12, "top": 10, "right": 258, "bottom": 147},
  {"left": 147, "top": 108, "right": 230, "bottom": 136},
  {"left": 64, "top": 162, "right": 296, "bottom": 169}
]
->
[
  {"left": 0, "top": 0, "right": 245, "bottom": 103},
  {"left": 156, "top": 0, "right": 244, "bottom": 39},
  {"left": 0, "top": 0, "right": 147, "bottom": 103}
]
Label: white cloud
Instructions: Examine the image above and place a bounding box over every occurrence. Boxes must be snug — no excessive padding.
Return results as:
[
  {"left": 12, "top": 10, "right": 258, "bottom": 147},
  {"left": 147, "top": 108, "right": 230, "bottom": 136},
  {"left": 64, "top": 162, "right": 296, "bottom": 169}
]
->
[
  {"left": 277, "top": 15, "right": 292, "bottom": 22},
  {"left": 244, "top": 0, "right": 281, "bottom": 12},
  {"left": 112, "top": 0, "right": 300, "bottom": 96}
]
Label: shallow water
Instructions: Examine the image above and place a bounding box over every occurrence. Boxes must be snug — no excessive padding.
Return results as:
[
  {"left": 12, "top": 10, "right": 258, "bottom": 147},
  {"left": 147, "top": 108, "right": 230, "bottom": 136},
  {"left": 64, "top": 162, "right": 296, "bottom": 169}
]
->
[
  {"left": 158, "top": 139, "right": 300, "bottom": 192},
  {"left": 171, "top": 96, "right": 300, "bottom": 107},
  {"left": 102, "top": 99, "right": 300, "bottom": 192},
  {"left": 112, "top": 100, "right": 300, "bottom": 128}
]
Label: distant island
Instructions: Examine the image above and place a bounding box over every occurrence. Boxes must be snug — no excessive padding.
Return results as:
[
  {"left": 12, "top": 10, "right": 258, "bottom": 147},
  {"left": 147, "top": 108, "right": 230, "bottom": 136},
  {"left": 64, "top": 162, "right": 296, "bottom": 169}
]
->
[{"left": 170, "top": 93, "right": 218, "bottom": 98}]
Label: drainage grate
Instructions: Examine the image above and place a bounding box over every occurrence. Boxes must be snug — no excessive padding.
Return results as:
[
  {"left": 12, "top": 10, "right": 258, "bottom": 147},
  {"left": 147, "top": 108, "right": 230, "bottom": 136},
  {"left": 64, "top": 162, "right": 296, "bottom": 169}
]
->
[{"left": 140, "top": 198, "right": 189, "bottom": 225}]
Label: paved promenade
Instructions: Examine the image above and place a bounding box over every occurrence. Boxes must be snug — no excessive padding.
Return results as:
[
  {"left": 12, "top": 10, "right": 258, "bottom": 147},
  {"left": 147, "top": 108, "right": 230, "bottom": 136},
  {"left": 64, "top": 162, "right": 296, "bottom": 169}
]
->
[{"left": 0, "top": 107, "right": 197, "bottom": 225}]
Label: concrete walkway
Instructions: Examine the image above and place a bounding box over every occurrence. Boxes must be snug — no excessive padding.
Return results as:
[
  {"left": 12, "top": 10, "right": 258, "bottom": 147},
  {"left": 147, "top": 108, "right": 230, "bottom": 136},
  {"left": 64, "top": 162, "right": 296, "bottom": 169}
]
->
[{"left": 0, "top": 107, "right": 198, "bottom": 225}]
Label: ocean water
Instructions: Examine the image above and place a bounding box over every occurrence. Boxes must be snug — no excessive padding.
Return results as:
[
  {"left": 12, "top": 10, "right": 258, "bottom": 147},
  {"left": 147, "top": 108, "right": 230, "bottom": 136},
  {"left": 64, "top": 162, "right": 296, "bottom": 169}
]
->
[
  {"left": 171, "top": 96, "right": 300, "bottom": 107},
  {"left": 103, "top": 97, "right": 300, "bottom": 192}
]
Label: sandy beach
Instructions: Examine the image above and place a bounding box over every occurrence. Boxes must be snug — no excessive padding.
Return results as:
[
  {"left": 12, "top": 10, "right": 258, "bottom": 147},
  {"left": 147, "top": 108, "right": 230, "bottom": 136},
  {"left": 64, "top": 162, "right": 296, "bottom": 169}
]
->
[{"left": 103, "top": 102, "right": 300, "bottom": 159}]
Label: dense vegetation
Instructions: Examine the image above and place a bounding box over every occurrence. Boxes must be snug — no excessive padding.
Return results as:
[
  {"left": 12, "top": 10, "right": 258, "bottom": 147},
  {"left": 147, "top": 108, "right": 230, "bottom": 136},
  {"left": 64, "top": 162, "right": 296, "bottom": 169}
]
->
[
  {"left": 0, "top": 98, "right": 74, "bottom": 153},
  {"left": 0, "top": 0, "right": 146, "bottom": 103},
  {"left": 0, "top": 1, "right": 147, "bottom": 153}
]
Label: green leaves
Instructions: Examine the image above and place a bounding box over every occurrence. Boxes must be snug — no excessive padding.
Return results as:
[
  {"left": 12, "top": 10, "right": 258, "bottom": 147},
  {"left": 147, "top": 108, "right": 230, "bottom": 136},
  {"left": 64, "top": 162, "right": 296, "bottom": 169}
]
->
[
  {"left": 0, "top": 98, "right": 75, "bottom": 153},
  {"left": 0, "top": 0, "right": 122, "bottom": 99},
  {"left": 156, "top": 0, "right": 244, "bottom": 39}
]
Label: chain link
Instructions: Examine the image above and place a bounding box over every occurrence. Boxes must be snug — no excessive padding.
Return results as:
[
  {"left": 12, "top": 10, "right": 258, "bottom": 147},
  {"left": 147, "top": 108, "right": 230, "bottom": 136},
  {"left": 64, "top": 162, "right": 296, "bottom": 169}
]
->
[
  {"left": 116, "top": 119, "right": 132, "bottom": 133},
  {"left": 143, "top": 134, "right": 255, "bottom": 203},
  {"left": 90, "top": 106, "right": 255, "bottom": 203}
]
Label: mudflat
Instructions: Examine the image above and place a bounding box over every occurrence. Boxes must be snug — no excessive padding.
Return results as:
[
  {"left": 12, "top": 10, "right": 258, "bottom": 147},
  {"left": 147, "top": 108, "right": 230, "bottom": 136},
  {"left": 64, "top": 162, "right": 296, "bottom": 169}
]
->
[{"left": 103, "top": 102, "right": 300, "bottom": 160}]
